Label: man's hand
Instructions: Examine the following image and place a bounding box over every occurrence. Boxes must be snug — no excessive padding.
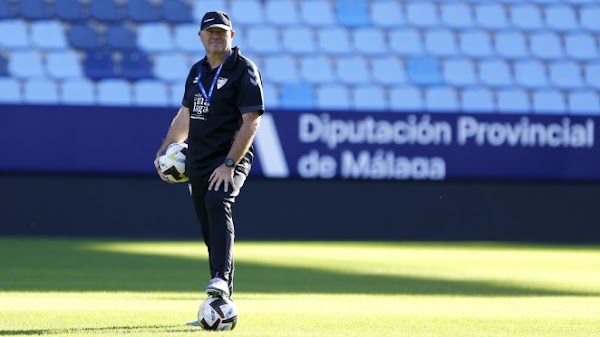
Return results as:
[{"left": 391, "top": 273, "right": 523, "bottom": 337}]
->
[{"left": 208, "top": 164, "right": 236, "bottom": 192}]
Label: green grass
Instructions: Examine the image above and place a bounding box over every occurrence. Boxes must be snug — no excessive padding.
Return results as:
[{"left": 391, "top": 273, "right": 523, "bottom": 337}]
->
[{"left": 1, "top": 238, "right": 600, "bottom": 336}]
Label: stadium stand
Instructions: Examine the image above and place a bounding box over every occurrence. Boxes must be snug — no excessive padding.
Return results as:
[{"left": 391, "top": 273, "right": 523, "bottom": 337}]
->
[{"left": 0, "top": 0, "right": 597, "bottom": 114}]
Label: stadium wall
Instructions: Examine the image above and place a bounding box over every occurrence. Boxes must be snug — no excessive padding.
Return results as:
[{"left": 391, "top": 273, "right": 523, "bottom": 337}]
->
[{"left": 1, "top": 174, "right": 599, "bottom": 243}]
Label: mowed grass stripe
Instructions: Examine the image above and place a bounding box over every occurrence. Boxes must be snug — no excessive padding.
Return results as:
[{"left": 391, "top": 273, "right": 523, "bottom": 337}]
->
[{"left": 1, "top": 238, "right": 599, "bottom": 337}]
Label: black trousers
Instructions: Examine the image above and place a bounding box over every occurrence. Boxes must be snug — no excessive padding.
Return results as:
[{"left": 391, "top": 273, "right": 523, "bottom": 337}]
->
[{"left": 188, "top": 167, "right": 248, "bottom": 296}]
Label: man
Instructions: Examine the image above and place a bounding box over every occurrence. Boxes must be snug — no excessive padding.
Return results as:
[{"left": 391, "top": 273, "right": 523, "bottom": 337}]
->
[{"left": 154, "top": 11, "right": 264, "bottom": 299}]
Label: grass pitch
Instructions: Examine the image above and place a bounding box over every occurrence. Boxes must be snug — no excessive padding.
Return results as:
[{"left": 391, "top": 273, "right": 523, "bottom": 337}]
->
[{"left": 1, "top": 238, "right": 600, "bottom": 337}]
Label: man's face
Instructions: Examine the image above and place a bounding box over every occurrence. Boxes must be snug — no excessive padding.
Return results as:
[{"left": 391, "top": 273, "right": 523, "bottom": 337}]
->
[{"left": 199, "top": 28, "right": 234, "bottom": 54}]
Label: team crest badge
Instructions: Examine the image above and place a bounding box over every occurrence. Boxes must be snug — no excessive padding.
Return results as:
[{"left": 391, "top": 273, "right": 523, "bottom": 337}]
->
[{"left": 217, "top": 77, "right": 228, "bottom": 89}]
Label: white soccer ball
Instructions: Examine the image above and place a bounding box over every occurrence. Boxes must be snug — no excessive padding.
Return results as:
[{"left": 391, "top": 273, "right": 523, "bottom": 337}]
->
[
  {"left": 198, "top": 297, "right": 238, "bottom": 331},
  {"left": 158, "top": 143, "right": 188, "bottom": 183}
]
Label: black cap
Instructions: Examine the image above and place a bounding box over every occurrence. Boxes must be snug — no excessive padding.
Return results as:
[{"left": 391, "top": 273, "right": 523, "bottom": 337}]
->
[{"left": 200, "top": 11, "right": 233, "bottom": 31}]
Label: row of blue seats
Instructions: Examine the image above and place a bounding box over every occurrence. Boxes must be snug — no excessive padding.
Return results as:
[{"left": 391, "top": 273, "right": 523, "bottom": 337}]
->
[
  {"left": 0, "top": 0, "right": 192, "bottom": 23},
  {"left": 3, "top": 0, "right": 600, "bottom": 30},
  {"left": 2, "top": 19, "right": 598, "bottom": 61},
  {"left": 3, "top": 49, "right": 599, "bottom": 90},
  {"left": 1, "top": 77, "right": 598, "bottom": 115}
]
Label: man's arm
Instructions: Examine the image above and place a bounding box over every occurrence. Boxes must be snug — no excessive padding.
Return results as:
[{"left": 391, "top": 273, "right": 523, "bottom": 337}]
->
[
  {"left": 209, "top": 111, "right": 261, "bottom": 192},
  {"left": 154, "top": 107, "right": 190, "bottom": 182}
]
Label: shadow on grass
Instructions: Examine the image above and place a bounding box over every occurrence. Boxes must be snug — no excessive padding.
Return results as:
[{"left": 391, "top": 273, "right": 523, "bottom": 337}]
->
[
  {"left": 1, "top": 238, "right": 598, "bottom": 296},
  {"left": 0, "top": 325, "right": 192, "bottom": 336}
]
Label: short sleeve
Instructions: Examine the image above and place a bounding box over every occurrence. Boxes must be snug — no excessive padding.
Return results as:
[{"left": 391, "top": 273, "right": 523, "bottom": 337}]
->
[
  {"left": 236, "top": 64, "right": 265, "bottom": 115},
  {"left": 181, "top": 66, "right": 197, "bottom": 108}
]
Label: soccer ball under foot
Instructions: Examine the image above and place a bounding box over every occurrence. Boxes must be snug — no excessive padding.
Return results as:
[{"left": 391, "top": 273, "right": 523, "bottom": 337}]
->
[{"left": 198, "top": 296, "right": 238, "bottom": 331}]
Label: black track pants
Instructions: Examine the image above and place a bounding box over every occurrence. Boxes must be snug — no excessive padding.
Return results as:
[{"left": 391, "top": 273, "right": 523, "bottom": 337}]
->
[{"left": 188, "top": 168, "right": 248, "bottom": 295}]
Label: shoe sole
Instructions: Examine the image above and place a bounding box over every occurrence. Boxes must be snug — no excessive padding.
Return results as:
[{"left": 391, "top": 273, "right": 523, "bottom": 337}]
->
[{"left": 206, "top": 287, "right": 229, "bottom": 298}]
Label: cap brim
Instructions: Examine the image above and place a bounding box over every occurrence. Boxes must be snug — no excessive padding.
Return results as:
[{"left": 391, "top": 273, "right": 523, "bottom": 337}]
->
[{"left": 202, "top": 24, "right": 231, "bottom": 31}]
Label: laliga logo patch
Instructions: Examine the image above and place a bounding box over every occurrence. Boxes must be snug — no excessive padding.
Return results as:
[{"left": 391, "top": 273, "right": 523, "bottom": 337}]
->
[{"left": 217, "top": 77, "right": 228, "bottom": 89}]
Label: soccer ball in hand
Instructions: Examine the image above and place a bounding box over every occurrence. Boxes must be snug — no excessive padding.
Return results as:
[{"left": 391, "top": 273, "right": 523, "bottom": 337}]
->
[
  {"left": 158, "top": 143, "right": 188, "bottom": 183},
  {"left": 198, "top": 297, "right": 238, "bottom": 331}
]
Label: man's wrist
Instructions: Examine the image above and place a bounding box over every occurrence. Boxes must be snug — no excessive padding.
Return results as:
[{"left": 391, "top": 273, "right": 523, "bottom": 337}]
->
[{"left": 224, "top": 157, "right": 236, "bottom": 168}]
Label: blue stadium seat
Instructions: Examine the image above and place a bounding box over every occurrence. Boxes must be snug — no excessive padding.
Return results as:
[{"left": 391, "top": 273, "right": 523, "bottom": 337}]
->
[
  {"left": 514, "top": 60, "right": 548, "bottom": 88},
  {"left": 162, "top": 0, "right": 193, "bottom": 23},
  {"left": 494, "top": 31, "right": 528, "bottom": 58},
  {"left": 0, "top": 20, "right": 29, "bottom": 50},
  {"left": 23, "top": 79, "right": 59, "bottom": 104},
  {"left": 300, "top": 0, "right": 336, "bottom": 26},
  {"left": 299, "top": 56, "right": 334, "bottom": 83},
  {"left": 335, "top": 56, "right": 370, "bottom": 84},
  {"left": 230, "top": 0, "right": 263, "bottom": 25},
  {"left": 0, "top": 78, "right": 21, "bottom": 103},
  {"left": 370, "top": 0, "right": 404, "bottom": 28},
  {"left": 336, "top": 0, "right": 370, "bottom": 27},
  {"left": 18, "top": 0, "right": 51, "bottom": 20},
  {"left": 533, "top": 90, "right": 565, "bottom": 114},
  {"left": 30, "top": 21, "right": 68, "bottom": 50},
  {"left": 0, "top": 1, "right": 14, "bottom": 18},
  {"left": 568, "top": 91, "right": 600, "bottom": 115},
  {"left": 245, "top": 27, "right": 280, "bottom": 54},
  {"left": 173, "top": 24, "right": 201, "bottom": 53},
  {"left": 97, "top": 79, "right": 132, "bottom": 106},
  {"left": 138, "top": 23, "right": 174, "bottom": 52},
  {"left": 261, "top": 83, "right": 280, "bottom": 108},
  {"left": 390, "top": 29, "right": 423, "bottom": 55},
  {"left": 510, "top": 4, "right": 543, "bottom": 30},
  {"left": 389, "top": 86, "right": 423, "bottom": 111},
  {"left": 67, "top": 25, "right": 101, "bottom": 50},
  {"left": 441, "top": 3, "right": 473, "bottom": 28},
  {"left": 372, "top": 56, "right": 406, "bottom": 85},
  {"left": 353, "top": 28, "right": 387, "bottom": 55},
  {"left": 316, "top": 84, "right": 350, "bottom": 110},
  {"left": 425, "top": 87, "right": 459, "bottom": 112},
  {"left": 443, "top": 59, "right": 477, "bottom": 86},
  {"left": 61, "top": 78, "right": 96, "bottom": 105},
  {"left": 106, "top": 25, "right": 137, "bottom": 50},
  {"left": 549, "top": 61, "right": 583, "bottom": 89},
  {"left": 461, "top": 87, "right": 495, "bottom": 113},
  {"left": 0, "top": 54, "right": 7, "bottom": 76},
  {"left": 407, "top": 56, "right": 441, "bottom": 85},
  {"left": 459, "top": 30, "right": 493, "bottom": 57},
  {"left": 282, "top": 27, "right": 316, "bottom": 54},
  {"left": 585, "top": 63, "right": 600, "bottom": 89},
  {"left": 406, "top": 2, "right": 439, "bottom": 27},
  {"left": 8, "top": 51, "right": 44, "bottom": 79},
  {"left": 497, "top": 89, "right": 530, "bottom": 113},
  {"left": 46, "top": 51, "right": 83, "bottom": 79},
  {"left": 544, "top": 5, "right": 578, "bottom": 31},
  {"left": 264, "top": 56, "right": 299, "bottom": 83},
  {"left": 193, "top": 0, "right": 228, "bottom": 23},
  {"left": 565, "top": 33, "right": 598, "bottom": 60},
  {"left": 529, "top": 32, "right": 563, "bottom": 59},
  {"left": 281, "top": 82, "right": 315, "bottom": 109},
  {"left": 121, "top": 52, "right": 154, "bottom": 80},
  {"left": 153, "top": 54, "right": 188, "bottom": 83},
  {"left": 265, "top": 0, "right": 299, "bottom": 26},
  {"left": 353, "top": 85, "right": 387, "bottom": 111},
  {"left": 54, "top": 0, "right": 87, "bottom": 22},
  {"left": 474, "top": 3, "right": 509, "bottom": 30},
  {"left": 317, "top": 28, "right": 352, "bottom": 55},
  {"left": 83, "top": 51, "right": 118, "bottom": 80},
  {"left": 581, "top": 6, "right": 600, "bottom": 32},
  {"left": 133, "top": 80, "right": 169, "bottom": 106},
  {"left": 479, "top": 59, "right": 513, "bottom": 87},
  {"left": 425, "top": 29, "right": 458, "bottom": 56},
  {"left": 90, "top": 0, "right": 124, "bottom": 22},
  {"left": 126, "top": 0, "right": 160, "bottom": 22}
]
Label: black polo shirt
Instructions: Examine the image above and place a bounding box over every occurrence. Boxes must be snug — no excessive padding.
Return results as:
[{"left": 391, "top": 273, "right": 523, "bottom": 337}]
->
[{"left": 182, "top": 46, "right": 264, "bottom": 177}]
